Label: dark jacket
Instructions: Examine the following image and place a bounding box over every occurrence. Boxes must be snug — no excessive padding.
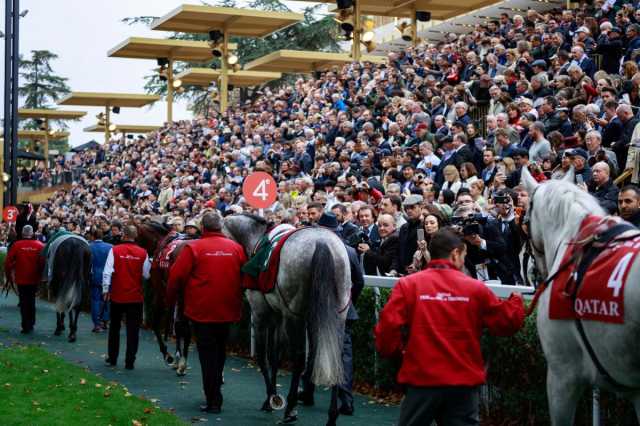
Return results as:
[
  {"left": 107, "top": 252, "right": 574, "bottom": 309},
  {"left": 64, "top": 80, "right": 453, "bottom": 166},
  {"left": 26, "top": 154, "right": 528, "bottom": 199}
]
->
[
  {"left": 396, "top": 219, "right": 421, "bottom": 275},
  {"left": 601, "top": 117, "right": 624, "bottom": 148},
  {"left": 464, "top": 220, "right": 512, "bottom": 284},
  {"left": 596, "top": 35, "right": 624, "bottom": 75},
  {"left": 363, "top": 233, "right": 400, "bottom": 275},
  {"left": 345, "top": 244, "right": 364, "bottom": 321},
  {"left": 627, "top": 210, "right": 640, "bottom": 228},
  {"left": 589, "top": 179, "right": 619, "bottom": 214}
]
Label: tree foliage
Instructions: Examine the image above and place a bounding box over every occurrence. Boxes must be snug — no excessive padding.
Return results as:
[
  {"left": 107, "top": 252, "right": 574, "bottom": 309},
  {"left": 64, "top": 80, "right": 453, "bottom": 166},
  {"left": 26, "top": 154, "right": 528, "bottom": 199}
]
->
[
  {"left": 18, "top": 50, "right": 70, "bottom": 110},
  {"left": 123, "top": 0, "right": 340, "bottom": 115}
]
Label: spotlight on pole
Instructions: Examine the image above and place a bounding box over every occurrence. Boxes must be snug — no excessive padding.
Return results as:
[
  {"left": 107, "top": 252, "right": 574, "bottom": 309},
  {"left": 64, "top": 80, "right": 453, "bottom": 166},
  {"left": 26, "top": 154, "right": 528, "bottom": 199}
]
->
[
  {"left": 111, "top": 106, "right": 120, "bottom": 114},
  {"left": 157, "top": 57, "right": 169, "bottom": 67},
  {"left": 396, "top": 22, "right": 414, "bottom": 42},
  {"left": 108, "top": 123, "right": 117, "bottom": 132},
  {"left": 416, "top": 11, "right": 431, "bottom": 22},
  {"left": 336, "top": 0, "right": 353, "bottom": 10},
  {"left": 227, "top": 54, "right": 239, "bottom": 66},
  {"left": 172, "top": 79, "right": 183, "bottom": 89}
]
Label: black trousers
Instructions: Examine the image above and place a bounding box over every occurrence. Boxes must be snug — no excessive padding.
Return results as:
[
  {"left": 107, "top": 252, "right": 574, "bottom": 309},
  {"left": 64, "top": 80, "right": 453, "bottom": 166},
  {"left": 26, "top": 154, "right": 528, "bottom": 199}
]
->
[
  {"left": 191, "top": 321, "right": 230, "bottom": 407},
  {"left": 17, "top": 284, "right": 37, "bottom": 331},
  {"left": 398, "top": 386, "right": 479, "bottom": 426},
  {"left": 108, "top": 302, "right": 143, "bottom": 366}
]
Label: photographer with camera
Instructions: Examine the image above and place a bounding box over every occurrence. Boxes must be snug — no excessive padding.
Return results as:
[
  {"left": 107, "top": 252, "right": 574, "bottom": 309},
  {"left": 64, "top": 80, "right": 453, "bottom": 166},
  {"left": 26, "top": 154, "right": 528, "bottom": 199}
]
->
[
  {"left": 451, "top": 204, "right": 511, "bottom": 284},
  {"left": 395, "top": 195, "right": 424, "bottom": 276}
]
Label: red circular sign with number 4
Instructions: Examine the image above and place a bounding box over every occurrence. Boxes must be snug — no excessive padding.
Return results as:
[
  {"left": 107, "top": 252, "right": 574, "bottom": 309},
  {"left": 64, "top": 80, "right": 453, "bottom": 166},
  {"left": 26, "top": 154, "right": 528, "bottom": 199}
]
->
[
  {"left": 3, "top": 206, "right": 19, "bottom": 223},
  {"left": 243, "top": 172, "right": 278, "bottom": 209}
]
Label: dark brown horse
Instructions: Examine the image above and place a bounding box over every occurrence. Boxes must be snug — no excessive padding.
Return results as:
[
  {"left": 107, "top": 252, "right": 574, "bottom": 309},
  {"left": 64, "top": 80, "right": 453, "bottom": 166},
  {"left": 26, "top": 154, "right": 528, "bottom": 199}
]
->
[{"left": 136, "top": 221, "right": 192, "bottom": 376}]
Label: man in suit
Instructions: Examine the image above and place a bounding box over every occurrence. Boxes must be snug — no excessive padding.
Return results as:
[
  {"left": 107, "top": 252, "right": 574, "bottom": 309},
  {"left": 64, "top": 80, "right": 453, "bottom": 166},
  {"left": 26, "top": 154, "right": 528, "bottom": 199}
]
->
[
  {"left": 331, "top": 203, "right": 359, "bottom": 243},
  {"left": 570, "top": 46, "right": 596, "bottom": 78},
  {"left": 435, "top": 133, "right": 473, "bottom": 186},
  {"left": 613, "top": 104, "right": 640, "bottom": 169},
  {"left": 395, "top": 195, "right": 424, "bottom": 275},
  {"left": 601, "top": 100, "right": 624, "bottom": 148},
  {"left": 362, "top": 214, "right": 400, "bottom": 275},
  {"left": 357, "top": 205, "right": 380, "bottom": 251}
]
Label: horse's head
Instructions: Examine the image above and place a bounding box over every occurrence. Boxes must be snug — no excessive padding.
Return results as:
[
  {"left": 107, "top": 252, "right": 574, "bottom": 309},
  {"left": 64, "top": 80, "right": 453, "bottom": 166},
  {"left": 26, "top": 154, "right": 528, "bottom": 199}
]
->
[
  {"left": 521, "top": 167, "right": 605, "bottom": 278},
  {"left": 222, "top": 213, "right": 269, "bottom": 256},
  {"left": 136, "top": 221, "right": 170, "bottom": 256}
]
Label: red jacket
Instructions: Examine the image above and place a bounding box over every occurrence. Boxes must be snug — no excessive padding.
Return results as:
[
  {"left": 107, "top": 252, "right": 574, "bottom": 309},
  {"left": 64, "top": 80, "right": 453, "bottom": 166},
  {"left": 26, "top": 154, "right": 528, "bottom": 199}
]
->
[
  {"left": 4, "top": 239, "right": 45, "bottom": 285},
  {"left": 374, "top": 259, "right": 524, "bottom": 387},
  {"left": 167, "top": 232, "right": 247, "bottom": 323},
  {"left": 110, "top": 243, "right": 147, "bottom": 303}
]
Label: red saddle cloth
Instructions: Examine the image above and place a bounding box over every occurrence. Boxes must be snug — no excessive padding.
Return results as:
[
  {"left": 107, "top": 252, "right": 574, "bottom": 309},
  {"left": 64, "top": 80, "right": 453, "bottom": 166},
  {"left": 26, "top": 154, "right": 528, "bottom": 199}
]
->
[
  {"left": 549, "top": 215, "right": 640, "bottom": 324},
  {"left": 242, "top": 229, "right": 297, "bottom": 293}
]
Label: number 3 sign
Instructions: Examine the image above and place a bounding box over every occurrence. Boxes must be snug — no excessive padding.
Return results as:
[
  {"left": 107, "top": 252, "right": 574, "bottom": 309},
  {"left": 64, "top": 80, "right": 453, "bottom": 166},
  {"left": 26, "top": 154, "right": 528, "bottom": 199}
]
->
[
  {"left": 3, "top": 206, "right": 19, "bottom": 223},
  {"left": 242, "top": 172, "right": 277, "bottom": 209}
]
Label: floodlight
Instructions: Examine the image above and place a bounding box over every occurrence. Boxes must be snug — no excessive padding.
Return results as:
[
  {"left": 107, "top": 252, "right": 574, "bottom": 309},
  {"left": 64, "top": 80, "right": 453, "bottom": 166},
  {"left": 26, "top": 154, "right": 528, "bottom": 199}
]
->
[
  {"left": 157, "top": 57, "right": 169, "bottom": 67},
  {"left": 227, "top": 54, "right": 239, "bottom": 65},
  {"left": 108, "top": 123, "right": 117, "bottom": 132},
  {"left": 336, "top": 0, "right": 353, "bottom": 10},
  {"left": 361, "top": 30, "right": 375, "bottom": 43},
  {"left": 172, "top": 79, "right": 183, "bottom": 89},
  {"left": 3, "top": 172, "right": 10, "bottom": 183},
  {"left": 209, "top": 30, "right": 223, "bottom": 43},
  {"left": 416, "top": 11, "right": 431, "bottom": 22},
  {"left": 112, "top": 106, "right": 120, "bottom": 114}
]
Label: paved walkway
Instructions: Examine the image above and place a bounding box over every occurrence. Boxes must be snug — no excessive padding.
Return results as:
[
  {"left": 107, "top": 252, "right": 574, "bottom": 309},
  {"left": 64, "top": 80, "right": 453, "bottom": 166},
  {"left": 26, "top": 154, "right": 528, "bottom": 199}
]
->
[{"left": 0, "top": 293, "right": 399, "bottom": 425}]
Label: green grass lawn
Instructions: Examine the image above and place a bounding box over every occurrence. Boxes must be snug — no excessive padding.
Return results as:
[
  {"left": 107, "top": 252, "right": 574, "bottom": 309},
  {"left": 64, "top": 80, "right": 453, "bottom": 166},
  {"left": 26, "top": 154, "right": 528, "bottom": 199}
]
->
[{"left": 0, "top": 345, "right": 186, "bottom": 426}]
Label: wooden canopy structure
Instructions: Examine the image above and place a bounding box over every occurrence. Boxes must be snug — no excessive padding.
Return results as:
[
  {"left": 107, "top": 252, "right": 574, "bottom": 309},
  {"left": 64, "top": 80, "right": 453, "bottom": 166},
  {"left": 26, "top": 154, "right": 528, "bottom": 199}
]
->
[
  {"left": 18, "top": 109, "right": 86, "bottom": 167},
  {"left": 175, "top": 68, "right": 282, "bottom": 88},
  {"left": 58, "top": 92, "right": 160, "bottom": 143},
  {"left": 151, "top": 5, "right": 303, "bottom": 113},
  {"left": 107, "top": 37, "right": 236, "bottom": 62},
  {"left": 304, "top": 0, "right": 500, "bottom": 20},
  {"left": 245, "top": 50, "right": 385, "bottom": 73},
  {"left": 18, "top": 130, "right": 70, "bottom": 140},
  {"left": 151, "top": 5, "right": 303, "bottom": 38},
  {"left": 83, "top": 124, "right": 161, "bottom": 134},
  {"left": 18, "top": 108, "right": 86, "bottom": 120},
  {"left": 107, "top": 37, "right": 238, "bottom": 123}
]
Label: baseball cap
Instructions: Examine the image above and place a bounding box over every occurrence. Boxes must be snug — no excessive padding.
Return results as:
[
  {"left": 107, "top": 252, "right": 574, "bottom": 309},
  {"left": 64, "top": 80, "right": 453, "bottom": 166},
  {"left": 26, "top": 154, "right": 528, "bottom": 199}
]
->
[
  {"left": 576, "top": 26, "right": 590, "bottom": 34},
  {"left": 565, "top": 148, "right": 588, "bottom": 160},
  {"left": 403, "top": 194, "right": 424, "bottom": 207}
]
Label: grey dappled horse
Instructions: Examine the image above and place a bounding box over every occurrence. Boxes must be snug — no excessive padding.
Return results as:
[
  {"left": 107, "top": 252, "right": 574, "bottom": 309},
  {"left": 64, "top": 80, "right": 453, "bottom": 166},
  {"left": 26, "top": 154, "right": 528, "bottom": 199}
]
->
[
  {"left": 522, "top": 167, "right": 640, "bottom": 424},
  {"left": 49, "top": 237, "right": 92, "bottom": 342},
  {"left": 223, "top": 214, "right": 351, "bottom": 426}
]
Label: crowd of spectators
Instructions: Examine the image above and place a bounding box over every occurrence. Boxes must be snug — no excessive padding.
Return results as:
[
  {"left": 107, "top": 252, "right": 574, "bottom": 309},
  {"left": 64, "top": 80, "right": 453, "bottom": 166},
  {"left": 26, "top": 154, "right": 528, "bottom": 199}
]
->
[{"left": 7, "top": 2, "right": 640, "bottom": 283}]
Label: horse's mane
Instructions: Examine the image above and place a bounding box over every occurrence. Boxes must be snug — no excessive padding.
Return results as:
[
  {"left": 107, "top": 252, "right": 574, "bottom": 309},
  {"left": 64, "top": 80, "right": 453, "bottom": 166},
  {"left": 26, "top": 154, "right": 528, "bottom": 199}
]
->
[
  {"left": 537, "top": 179, "right": 605, "bottom": 225},
  {"left": 238, "top": 212, "right": 268, "bottom": 226},
  {"left": 142, "top": 220, "right": 171, "bottom": 235}
]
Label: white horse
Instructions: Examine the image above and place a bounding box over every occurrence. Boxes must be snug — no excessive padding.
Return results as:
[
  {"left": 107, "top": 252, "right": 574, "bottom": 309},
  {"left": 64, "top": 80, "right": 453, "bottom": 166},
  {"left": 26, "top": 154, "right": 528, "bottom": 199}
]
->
[{"left": 521, "top": 167, "right": 640, "bottom": 424}]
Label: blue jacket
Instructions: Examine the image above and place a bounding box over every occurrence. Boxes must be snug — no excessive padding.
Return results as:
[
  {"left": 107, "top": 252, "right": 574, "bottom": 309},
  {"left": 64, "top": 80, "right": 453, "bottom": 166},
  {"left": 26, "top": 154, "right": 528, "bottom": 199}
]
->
[{"left": 90, "top": 240, "right": 112, "bottom": 287}]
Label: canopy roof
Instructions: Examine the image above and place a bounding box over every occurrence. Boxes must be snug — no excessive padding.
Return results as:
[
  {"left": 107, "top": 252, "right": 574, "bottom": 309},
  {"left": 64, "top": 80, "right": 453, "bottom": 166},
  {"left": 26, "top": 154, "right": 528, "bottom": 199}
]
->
[
  {"left": 245, "top": 50, "right": 385, "bottom": 73},
  {"left": 71, "top": 140, "right": 101, "bottom": 153},
  {"left": 83, "top": 124, "right": 161, "bottom": 134},
  {"left": 18, "top": 108, "right": 86, "bottom": 120},
  {"left": 108, "top": 37, "right": 237, "bottom": 62},
  {"left": 176, "top": 68, "right": 282, "bottom": 87},
  {"left": 152, "top": 4, "right": 303, "bottom": 38},
  {"left": 58, "top": 92, "right": 160, "bottom": 108},
  {"left": 296, "top": 0, "right": 501, "bottom": 20},
  {"left": 18, "top": 130, "right": 70, "bottom": 140}
]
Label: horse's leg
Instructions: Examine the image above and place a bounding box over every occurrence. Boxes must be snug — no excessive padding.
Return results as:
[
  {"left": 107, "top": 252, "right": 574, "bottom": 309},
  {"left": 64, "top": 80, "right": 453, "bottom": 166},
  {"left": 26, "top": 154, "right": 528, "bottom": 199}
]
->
[
  {"left": 54, "top": 312, "right": 65, "bottom": 336},
  {"left": 547, "top": 369, "right": 585, "bottom": 426},
  {"left": 283, "top": 323, "right": 306, "bottom": 423},
  {"left": 267, "top": 324, "right": 284, "bottom": 409},
  {"left": 256, "top": 323, "right": 275, "bottom": 412},
  {"left": 326, "top": 386, "right": 339, "bottom": 426},
  {"left": 153, "top": 305, "right": 173, "bottom": 365},
  {"left": 68, "top": 307, "right": 80, "bottom": 343},
  {"left": 176, "top": 314, "right": 189, "bottom": 376}
]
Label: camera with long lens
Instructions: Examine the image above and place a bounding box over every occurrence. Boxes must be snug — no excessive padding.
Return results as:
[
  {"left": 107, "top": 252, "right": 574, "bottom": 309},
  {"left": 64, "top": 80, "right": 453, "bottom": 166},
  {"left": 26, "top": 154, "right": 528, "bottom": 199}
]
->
[
  {"left": 347, "top": 229, "right": 370, "bottom": 248},
  {"left": 451, "top": 214, "right": 487, "bottom": 236}
]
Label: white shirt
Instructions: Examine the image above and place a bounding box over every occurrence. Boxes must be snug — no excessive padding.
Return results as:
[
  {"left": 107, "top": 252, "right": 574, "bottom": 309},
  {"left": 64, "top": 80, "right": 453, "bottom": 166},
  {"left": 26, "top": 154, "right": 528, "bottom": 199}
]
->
[{"left": 102, "top": 246, "right": 151, "bottom": 294}]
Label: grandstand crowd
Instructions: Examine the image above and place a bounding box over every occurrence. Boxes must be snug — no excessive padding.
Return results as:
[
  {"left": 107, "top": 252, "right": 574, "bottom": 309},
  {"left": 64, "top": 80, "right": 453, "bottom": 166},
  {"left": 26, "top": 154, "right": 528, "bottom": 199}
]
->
[{"left": 7, "top": 1, "right": 640, "bottom": 283}]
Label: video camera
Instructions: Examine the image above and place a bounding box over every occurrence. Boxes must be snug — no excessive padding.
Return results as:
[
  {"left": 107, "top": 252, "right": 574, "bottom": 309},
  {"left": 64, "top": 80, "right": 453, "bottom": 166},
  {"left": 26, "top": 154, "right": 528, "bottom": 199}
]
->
[{"left": 451, "top": 214, "right": 487, "bottom": 236}]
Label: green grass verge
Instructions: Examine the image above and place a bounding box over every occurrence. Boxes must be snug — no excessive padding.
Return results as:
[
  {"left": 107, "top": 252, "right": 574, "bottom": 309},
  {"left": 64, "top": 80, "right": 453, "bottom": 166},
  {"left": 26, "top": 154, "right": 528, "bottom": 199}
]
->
[{"left": 0, "top": 345, "right": 186, "bottom": 426}]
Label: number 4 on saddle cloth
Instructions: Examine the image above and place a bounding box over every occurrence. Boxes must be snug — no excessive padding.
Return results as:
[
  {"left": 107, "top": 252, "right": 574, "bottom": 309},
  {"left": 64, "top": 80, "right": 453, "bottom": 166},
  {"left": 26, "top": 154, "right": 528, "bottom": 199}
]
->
[
  {"left": 241, "top": 224, "right": 299, "bottom": 293},
  {"left": 550, "top": 215, "right": 640, "bottom": 324}
]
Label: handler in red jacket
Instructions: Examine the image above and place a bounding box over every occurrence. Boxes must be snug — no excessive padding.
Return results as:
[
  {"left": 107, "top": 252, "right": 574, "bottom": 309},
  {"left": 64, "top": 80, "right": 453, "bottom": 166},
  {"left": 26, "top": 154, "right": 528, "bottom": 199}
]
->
[
  {"left": 102, "top": 225, "right": 151, "bottom": 370},
  {"left": 4, "top": 225, "right": 44, "bottom": 334},
  {"left": 374, "top": 228, "right": 525, "bottom": 426},
  {"left": 167, "top": 211, "right": 246, "bottom": 414}
]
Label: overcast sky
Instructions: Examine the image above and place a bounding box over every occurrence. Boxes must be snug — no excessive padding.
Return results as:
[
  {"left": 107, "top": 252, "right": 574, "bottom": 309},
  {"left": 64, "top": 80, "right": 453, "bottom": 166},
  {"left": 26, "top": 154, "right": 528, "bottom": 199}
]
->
[{"left": 1, "top": 0, "right": 317, "bottom": 147}]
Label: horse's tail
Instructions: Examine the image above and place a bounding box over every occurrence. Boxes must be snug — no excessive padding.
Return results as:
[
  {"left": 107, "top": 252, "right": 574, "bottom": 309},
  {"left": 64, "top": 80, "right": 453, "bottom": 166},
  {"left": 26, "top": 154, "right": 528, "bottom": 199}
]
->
[
  {"left": 308, "top": 240, "right": 345, "bottom": 386},
  {"left": 53, "top": 240, "right": 89, "bottom": 313}
]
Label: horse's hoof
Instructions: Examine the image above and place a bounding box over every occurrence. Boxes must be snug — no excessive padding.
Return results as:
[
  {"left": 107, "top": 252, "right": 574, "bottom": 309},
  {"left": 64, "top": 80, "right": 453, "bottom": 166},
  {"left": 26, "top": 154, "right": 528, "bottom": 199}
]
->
[
  {"left": 270, "top": 394, "right": 286, "bottom": 411},
  {"left": 176, "top": 359, "right": 187, "bottom": 376},
  {"left": 260, "top": 400, "right": 273, "bottom": 412},
  {"left": 68, "top": 333, "right": 76, "bottom": 343},
  {"left": 163, "top": 353, "right": 174, "bottom": 365},
  {"left": 53, "top": 328, "right": 63, "bottom": 336},
  {"left": 281, "top": 412, "right": 298, "bottom": 424}
]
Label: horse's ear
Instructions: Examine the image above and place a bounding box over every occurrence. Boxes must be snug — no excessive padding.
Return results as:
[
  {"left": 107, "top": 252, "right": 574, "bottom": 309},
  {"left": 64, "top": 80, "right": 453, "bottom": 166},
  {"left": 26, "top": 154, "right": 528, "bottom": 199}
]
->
[
  {"left": 520, "top": 166, "right": 539, "bottom": 194},
  {"left": 563, "top": 166, "right": 575, "bottom": 184}
]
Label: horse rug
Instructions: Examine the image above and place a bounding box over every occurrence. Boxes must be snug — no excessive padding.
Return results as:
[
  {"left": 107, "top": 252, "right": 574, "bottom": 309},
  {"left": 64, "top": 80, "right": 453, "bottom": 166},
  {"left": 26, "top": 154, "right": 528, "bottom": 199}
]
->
[
  {"left": 241, "top": 224, "right": 297, "bottom": 293},
  {"left": 550, "top": 215, "right": 640, "bottom": 324},
  {"left": 42, "top": 233, "right": 89, "bottom": 284},
  {"left": 153, "top": 232, "right": 184, "bottom": 271}
]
